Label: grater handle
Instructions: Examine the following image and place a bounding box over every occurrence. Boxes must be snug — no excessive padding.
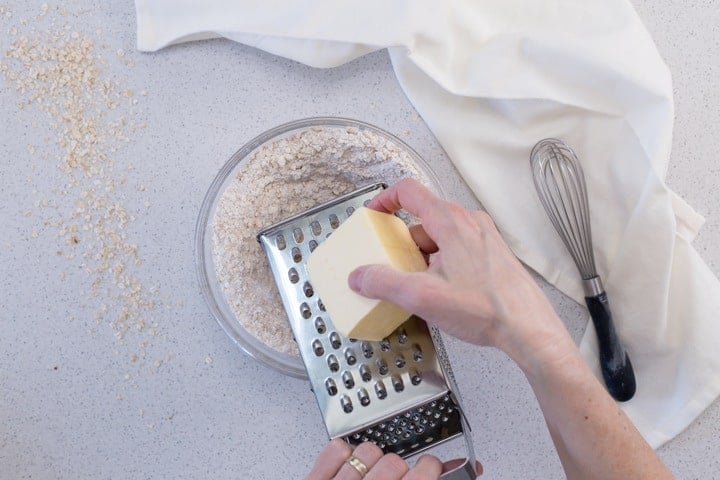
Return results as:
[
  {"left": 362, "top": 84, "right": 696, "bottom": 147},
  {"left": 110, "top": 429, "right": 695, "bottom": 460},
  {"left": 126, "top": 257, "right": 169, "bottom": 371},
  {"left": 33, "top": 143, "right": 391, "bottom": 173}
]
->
[
  {"left": 440, "top": 458, "right": 478, "bottom": 479},
  {"left": 429, "top": 329, "right": 478, "bottom": 479},
  {"left": 438, "top": 413, "right": 478, "bottom": 479}
]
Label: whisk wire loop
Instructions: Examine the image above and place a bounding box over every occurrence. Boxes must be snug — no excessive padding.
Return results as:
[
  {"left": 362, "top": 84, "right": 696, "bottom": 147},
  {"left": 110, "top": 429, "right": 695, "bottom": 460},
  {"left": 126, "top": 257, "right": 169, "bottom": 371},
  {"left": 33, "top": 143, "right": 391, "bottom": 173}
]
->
[{"left": 531, "top": 139, "right": 598, "bottom": 279}]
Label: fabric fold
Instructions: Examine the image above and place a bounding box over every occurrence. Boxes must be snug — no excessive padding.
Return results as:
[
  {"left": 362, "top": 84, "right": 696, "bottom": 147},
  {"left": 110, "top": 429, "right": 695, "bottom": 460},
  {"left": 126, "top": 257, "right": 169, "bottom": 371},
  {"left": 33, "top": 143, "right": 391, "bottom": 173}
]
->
[{"left": 134, "top": 0, "right": 720, "bottom": 447}]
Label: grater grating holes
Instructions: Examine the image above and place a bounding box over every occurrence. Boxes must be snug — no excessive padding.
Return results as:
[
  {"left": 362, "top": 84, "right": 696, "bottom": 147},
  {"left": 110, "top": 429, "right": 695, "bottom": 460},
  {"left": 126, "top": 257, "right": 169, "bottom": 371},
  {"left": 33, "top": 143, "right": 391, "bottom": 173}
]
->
[
  {"left": 345, "top": 396, "right": 460, "bottom": 453},
  {"left": 329, "top": 332, "right": 342, "bottom": 349},
  {"left": 325, "top": 378, "right": 338, "bottom": 396},
  {"left": 312, "top": 339, "right": 325, "bottom": 356},
  {"left": 314, "top": 319, "right": 433, "bottom": 415},
  {"left": 288, "top": 268, "right": 299, "bottom": 284},
  {"left": 344, "top": 348, "right": 357, "bottom": 365},
  {"left": 302, "top": 281, "right": 314, "bottom": 297},
  {"left": 375, "top": 380, "right": 388, "bottom": 399},
  {"left": 310, "top": 220, "right": 322, "bottom": 236},
  {"left": 329, "top": 214, "right": 340, "bottom": 229},
  {"left": 308, "top": 239, "right": 318, "bottom": 252},
  {"left": 391, "top": 375, "right": 405, "bottom": 392},
  {"left": 342, "top": 370, "right": 355, "bottom": 389},
  {"left": 327, "top": 354, "right": 340, "bottom": 372},
  {"left": 275, "top": 234, "right": 287, "bottom": 250},
  {"left": 340, "top": 395, "right": 353, "bottom": 413},
  {"left": 314, "top": 317, "right": 326, "bottom": 334},
  {"left": 291, "top": 246, "right": 302, "bottom": 263},
  {"left": 376, "top": 358, "right": 389, "bottom": 375},
  {"left": 300, "top": 302, "right": 312, "bottom": 319},
  {"left": 358, "top": 388, "right": 370, "bottom": 406},
  {"left": 397, "top": 328, "right": 408, "bottom": 344},
  {"left": 293, "top": 227, "right": 304, "bottom": 243},
  {"left": 412, "top": 344, "right": 423, "bottom": 362}
]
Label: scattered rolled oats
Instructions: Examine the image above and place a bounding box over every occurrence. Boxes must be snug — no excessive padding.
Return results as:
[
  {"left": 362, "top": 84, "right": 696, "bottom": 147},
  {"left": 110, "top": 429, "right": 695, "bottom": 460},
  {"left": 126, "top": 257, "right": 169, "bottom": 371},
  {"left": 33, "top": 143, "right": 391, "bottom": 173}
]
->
[{"left": 1, "top": 4, "right": 158, "bottom": 361}]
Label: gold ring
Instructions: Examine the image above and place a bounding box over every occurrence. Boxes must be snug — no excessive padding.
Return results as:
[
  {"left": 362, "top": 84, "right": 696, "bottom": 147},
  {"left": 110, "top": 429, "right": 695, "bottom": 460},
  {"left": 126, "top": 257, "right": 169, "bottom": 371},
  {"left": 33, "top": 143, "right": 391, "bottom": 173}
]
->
[{"left": 346, "top": 455, "right": 369, "bottom": 478}]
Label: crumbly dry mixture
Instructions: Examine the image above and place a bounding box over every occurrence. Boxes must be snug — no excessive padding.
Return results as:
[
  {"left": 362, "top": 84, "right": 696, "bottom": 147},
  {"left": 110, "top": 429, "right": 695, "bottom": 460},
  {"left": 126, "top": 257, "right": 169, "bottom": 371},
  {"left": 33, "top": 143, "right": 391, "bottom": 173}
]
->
[
  {"left": 212, "top": 125, "right": 433, "bottom": 356},
  {"left": 1, "top": 3, "right": 157, "bottom": 360}
]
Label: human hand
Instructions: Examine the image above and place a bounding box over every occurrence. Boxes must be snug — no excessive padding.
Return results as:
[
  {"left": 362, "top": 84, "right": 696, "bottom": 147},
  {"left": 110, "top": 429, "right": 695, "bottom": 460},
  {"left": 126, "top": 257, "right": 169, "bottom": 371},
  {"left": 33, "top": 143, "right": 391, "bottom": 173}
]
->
[
  {"left": 341, "top": 179, "right": 673, "bottom": 480},
  {"left": 304, "top": 439, "right": 482, "bottom": 479},
  {"left": 348, "top": 179, "right": 573, "bottom": 367}
]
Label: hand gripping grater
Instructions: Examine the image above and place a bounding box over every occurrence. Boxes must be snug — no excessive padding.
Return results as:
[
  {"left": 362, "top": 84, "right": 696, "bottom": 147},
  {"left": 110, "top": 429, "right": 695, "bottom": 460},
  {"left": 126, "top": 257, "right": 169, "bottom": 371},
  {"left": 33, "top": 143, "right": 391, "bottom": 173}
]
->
[{"left": 257, "top": 183, "right": 477, "bottom": 479}]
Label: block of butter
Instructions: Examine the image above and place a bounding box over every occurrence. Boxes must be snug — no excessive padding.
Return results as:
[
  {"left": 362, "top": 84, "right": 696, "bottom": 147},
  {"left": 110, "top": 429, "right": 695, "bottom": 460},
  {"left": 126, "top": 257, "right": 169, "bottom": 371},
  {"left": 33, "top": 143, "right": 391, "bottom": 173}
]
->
[{"left": 306, "top": 207, "right": 427, "bottom": 341}]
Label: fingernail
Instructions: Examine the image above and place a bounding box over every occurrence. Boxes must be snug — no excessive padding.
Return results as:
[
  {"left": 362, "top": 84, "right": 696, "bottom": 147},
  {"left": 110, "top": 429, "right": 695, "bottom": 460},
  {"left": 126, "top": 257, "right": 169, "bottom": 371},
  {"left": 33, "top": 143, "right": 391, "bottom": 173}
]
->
[{"left": 348, "top": 267, "right": 364, "bottom": 292}]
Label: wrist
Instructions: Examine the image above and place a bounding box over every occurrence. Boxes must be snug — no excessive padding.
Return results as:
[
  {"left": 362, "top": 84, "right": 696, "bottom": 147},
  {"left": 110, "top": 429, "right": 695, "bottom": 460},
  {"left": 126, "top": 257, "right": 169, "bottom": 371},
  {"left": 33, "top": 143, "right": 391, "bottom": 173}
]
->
[{"left": 493, "top": 299, "right": 579, "bottom": 378}]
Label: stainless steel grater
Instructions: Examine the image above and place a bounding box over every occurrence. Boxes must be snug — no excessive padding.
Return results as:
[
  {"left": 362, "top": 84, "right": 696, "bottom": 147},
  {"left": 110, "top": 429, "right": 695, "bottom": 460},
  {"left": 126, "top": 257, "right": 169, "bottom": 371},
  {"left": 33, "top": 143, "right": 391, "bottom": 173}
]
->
[{"left": 257, "top": 183, "right": 477, "bottom": 479}]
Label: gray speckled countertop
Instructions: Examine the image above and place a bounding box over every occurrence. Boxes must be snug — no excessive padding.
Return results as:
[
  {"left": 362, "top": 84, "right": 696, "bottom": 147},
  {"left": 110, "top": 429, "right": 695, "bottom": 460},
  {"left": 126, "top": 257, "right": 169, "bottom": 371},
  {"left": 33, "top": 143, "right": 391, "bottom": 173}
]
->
[{"left": 1, "top": 1, "right": 718, "bottom": 479}]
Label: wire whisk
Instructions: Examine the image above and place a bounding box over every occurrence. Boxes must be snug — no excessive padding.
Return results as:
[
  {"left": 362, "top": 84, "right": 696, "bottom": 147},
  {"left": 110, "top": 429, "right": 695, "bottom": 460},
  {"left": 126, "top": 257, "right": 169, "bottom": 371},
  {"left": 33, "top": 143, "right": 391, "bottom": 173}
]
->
[{"left": 531, "top": 138, "right": 636, "bottom": 401}]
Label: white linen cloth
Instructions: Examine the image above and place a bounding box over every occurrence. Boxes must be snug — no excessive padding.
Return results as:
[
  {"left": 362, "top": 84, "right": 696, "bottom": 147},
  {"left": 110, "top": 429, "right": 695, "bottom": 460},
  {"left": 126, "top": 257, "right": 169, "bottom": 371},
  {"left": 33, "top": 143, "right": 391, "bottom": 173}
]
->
[{"left": 134, "top": 0, "right": 720, "bottom": 447}]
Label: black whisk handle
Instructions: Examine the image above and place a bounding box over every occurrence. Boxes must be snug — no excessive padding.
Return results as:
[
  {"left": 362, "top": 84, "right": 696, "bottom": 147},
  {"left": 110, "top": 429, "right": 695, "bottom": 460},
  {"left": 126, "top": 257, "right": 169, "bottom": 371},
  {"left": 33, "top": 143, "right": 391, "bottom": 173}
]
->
[{"left": 585, "top": 292, "right": 636, "bottom": 402}]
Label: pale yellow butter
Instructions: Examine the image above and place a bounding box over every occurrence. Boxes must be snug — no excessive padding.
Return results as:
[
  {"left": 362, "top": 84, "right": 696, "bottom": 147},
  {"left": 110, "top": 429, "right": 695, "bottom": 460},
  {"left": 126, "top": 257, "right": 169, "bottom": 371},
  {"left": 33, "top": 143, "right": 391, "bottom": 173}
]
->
[{"left": 306, "top": 207, "right": 427, "bottom": 341}]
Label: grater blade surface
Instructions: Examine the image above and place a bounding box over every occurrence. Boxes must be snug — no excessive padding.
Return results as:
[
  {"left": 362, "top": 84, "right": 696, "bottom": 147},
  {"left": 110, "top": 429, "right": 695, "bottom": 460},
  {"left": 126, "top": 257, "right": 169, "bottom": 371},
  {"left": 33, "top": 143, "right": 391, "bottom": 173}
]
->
[{"left": 257, "top": 183, "right": 475, "bottom": 462}]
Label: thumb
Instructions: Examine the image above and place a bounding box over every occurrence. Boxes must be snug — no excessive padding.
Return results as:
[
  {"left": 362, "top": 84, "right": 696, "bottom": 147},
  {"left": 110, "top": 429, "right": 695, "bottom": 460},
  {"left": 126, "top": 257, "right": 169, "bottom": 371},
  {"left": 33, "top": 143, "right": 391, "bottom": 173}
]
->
[
  {"left": 348, "top": 265, "right": 447, "bottom": 334},
  {"left": 348, "top": 264, "right": 410, "bottom": 300},
  {"left": 348, "top": 265, "right": 437, "bottom": 314}
]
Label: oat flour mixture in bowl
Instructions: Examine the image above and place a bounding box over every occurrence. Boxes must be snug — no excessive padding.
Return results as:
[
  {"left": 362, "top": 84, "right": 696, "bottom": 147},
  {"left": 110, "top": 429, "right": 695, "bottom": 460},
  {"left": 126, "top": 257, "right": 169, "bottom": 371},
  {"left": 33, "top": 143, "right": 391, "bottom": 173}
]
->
[{"left": 195, "top": 117, "right": 443, "bottom": 378}]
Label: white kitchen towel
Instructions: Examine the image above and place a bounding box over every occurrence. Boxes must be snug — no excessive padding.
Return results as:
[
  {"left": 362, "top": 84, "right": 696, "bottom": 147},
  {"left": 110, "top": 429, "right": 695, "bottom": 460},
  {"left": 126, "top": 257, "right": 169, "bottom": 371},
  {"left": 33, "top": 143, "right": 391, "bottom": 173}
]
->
[{"left": 134, "top": 0, "right": 720, "bottom": 448}]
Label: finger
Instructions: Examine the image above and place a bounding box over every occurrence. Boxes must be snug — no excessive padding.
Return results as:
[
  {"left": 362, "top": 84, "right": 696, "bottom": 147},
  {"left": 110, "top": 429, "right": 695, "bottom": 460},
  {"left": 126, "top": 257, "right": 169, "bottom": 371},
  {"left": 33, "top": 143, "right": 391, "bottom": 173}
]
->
[
  {"left": 304, "top": 439, "right": 352, "bottom": 480},
  {"left": 367, "top": 179, "right": 441, "bottom": 219},
  {"left": 364, "top": 453, "right": 409, "bottom": 480},
  {"left": 334, "top": 442, "right": 384, "bottom": 480},
  {"left": 348, "top": 265, "right": 413, "bottom": 300},
  {"left": 408, "top": 224, "right": 438, "bottom": 254},
  {"left": 348, "top": 265, "right": 444, "bottom": 313},
  {"left": 369, "top": 180, "right": 473, "bottom": 248},
  {"left": 351, "top": 265, "right": 448, "bottom": 317},
  {"left": 402, "top": 454, "right": 443, "bottom": 479}
]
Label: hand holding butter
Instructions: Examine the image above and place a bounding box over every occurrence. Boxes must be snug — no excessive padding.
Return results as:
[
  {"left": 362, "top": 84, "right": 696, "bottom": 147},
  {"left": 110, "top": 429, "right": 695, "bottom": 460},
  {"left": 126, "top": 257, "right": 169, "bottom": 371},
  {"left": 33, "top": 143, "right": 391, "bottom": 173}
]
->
[
  {"left": 306, "top": 206, "right": 427, "bottom": 341},
  {"left": 306, "top": 179, "right": 672, "bottom": 479}
]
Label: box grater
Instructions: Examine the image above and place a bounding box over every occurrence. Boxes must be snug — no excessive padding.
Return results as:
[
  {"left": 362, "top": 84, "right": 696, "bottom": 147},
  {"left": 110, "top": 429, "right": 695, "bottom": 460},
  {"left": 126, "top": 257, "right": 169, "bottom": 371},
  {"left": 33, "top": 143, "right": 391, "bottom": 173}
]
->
[{"left": 257, "top": 183, "right": 477, "bottom": 479}]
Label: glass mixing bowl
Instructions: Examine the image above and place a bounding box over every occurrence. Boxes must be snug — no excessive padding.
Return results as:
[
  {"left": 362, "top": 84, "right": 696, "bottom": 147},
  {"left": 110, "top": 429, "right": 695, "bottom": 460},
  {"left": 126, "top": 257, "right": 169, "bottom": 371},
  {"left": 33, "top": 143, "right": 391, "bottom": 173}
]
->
[{"left": 195, "top": 117, "right": 444, "bottom": 379}]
